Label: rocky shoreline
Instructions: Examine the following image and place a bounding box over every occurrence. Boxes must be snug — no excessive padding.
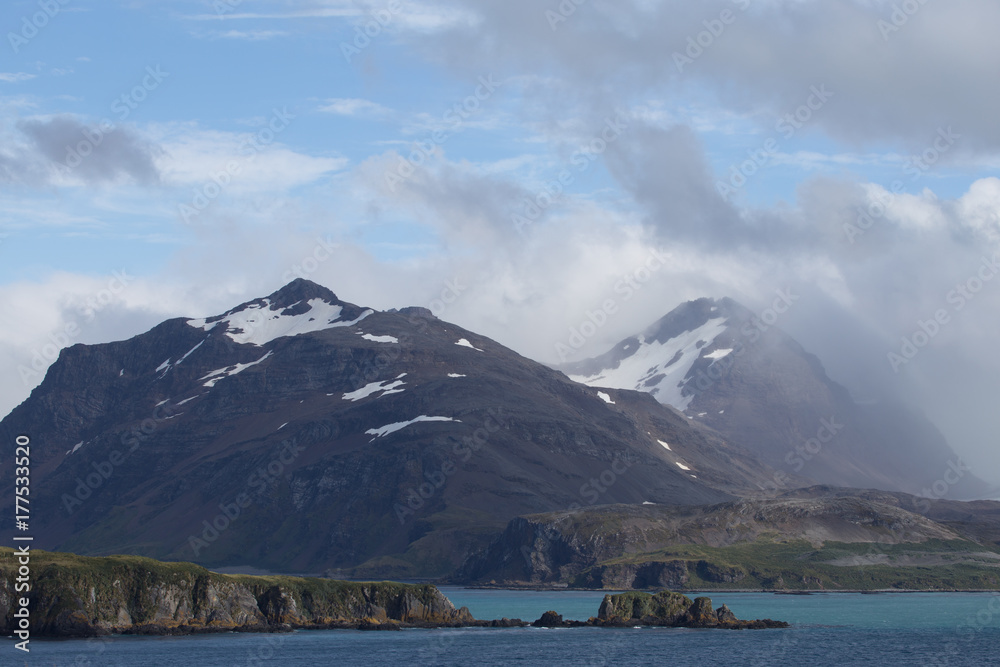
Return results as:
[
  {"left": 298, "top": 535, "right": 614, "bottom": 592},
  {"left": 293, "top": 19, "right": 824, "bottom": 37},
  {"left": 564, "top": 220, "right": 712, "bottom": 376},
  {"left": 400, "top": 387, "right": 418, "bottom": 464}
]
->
[{"left": 1, "top": 550, "right": 786, "bottom": 637}]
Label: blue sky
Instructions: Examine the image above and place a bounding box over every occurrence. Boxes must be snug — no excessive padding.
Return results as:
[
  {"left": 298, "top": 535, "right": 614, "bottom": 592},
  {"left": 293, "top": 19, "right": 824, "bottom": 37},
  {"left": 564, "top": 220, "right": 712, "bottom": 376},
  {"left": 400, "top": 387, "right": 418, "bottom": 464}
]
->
[{"left": 2, "top": 0, "right": 1000, "bottom": 479}]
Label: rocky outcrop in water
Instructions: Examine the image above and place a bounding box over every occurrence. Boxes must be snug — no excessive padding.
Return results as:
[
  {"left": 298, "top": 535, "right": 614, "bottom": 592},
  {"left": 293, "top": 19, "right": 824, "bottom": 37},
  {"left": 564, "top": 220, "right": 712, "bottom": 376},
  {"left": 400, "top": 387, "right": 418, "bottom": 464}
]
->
[
  {"left": 593, "top": 590, "right": 787, "bottom": 629},
  {"left": 1, "top": 550, "right": 787, "bottom": 637}
]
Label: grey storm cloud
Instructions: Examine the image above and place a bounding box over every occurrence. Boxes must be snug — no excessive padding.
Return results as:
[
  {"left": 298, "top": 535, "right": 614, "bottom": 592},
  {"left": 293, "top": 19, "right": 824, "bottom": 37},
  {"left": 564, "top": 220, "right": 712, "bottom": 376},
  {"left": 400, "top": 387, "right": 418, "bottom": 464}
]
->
[
  {"left": 403, "top": 0, "right": 1000, "bottom": 154},
  {"left": 363, "top": 0, "right": 1000, "bottom": 481},
  {"left": 18, "top": 115, "right": 162, "bottom": 185},
  {"left": 601, "top": 123, "right": 739, "bottom": 244}
]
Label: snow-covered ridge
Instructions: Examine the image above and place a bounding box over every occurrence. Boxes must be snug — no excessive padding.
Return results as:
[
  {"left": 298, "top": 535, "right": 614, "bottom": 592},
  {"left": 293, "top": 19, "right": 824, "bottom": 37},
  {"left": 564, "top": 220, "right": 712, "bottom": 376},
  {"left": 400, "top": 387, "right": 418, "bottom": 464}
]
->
[
  {"left": 569, "top": 317, "right": 727, "bottom": 411},
  {"left": 188, "top": 298, "right": 372, "bottom": 346}
]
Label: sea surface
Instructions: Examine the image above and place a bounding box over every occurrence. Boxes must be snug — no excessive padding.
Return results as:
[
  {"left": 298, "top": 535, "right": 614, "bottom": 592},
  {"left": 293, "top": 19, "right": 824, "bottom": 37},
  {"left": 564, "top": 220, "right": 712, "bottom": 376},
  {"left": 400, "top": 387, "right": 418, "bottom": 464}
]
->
[{"left": 13, "top": 590, "right": 1000, "bottom": 666}]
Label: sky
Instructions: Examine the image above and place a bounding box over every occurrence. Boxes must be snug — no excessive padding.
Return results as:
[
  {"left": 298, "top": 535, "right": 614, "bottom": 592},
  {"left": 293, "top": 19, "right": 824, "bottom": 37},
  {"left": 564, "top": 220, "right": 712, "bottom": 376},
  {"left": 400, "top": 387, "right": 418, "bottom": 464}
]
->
[{"left": 1, "top": 0, "right": 998, "bottom": 487}]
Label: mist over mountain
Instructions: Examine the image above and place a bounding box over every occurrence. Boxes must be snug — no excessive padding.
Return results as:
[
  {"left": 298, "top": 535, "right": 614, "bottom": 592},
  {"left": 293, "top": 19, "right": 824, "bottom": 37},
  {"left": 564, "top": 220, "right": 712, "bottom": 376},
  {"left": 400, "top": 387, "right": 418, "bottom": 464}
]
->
[
  {"left": 559, "top": 296, "right": 993, "bottom": 500},
  {"left": 0, "top": 280, "right": 783, "bottom": 577}
]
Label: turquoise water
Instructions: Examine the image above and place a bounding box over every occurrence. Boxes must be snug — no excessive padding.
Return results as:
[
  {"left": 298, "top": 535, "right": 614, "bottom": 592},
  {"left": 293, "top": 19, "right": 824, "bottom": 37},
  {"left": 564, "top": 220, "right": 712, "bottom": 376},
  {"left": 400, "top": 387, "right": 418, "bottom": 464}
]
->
[
  {"left": 440, "top": 587, "right": 1000, "bottom": 629},
  {"left": 14, "top": 591, "right": 1000, "bottom": 666}
]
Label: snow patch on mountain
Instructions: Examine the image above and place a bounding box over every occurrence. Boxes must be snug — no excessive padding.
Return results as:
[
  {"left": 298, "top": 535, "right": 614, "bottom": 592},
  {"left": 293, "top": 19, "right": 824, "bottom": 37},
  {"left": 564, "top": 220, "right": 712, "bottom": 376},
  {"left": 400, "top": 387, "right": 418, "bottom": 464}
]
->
[
  {"left": 366, "top": 415, "right": 459, "bottom": 440},
  {"left": 200, "top": 351, "right": 273, "bottom": 388},
  {"left": 568, "top": 317, "right": 727, "bottom": 411},
  {"left": 360, "top": 333, "right": 398, "bottom": 344},
  {"left": 447, "top": 373, "right": 467, "bottom": 378},
  {"left": 188, "top": 298, "right": 372, "bottom": 345},
  {"left": 597, "top": 391, "right": 615, "bottom": 404},
  {"left": 343, "top": 378, "right": 407, "bottom": 402},
  {"left": 176, "top": 339, "right": 206, "bottom": 365},
  {"left": 704, "top": 348, "right": 733, "bottom": 361},
  {"left": 455, "top": 338, "right": 483, "bottom": 352},
  {"left": 657, "top": 440, "right": 672, "bottom": 451},
  {"left": 675, "top": 461, "right": 692, "bottom": 471}
]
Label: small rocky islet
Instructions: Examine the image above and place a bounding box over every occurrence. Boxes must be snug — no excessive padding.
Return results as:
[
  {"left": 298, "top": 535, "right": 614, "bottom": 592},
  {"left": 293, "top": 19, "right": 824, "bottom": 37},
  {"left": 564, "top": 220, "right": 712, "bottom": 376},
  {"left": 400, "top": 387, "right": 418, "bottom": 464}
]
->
[{"left": 0, "top": 549, "right": 786, "bottom": 637}]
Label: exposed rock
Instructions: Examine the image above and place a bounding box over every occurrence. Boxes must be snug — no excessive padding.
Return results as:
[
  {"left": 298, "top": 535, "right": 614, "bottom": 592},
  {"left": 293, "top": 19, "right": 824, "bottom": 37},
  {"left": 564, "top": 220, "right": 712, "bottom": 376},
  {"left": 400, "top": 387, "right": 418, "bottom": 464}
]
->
[
  {"left": 0, "top": 549, "right": 474, "bottom": 637},
  {"left": 596, "top": 590, "right": 788, "bottom": 629},
  {"left": 683, "top": 596, "right": 718, "bottom": 626},
  {"left": 716, "top": 604, "right": 738, "bottom": 625},
  {"left": 532, "top": 611, "right": 564, "bottom": 627},
  {"left": 454, "top": 496, "right": 997, "bottom": 589},
  {"left": 1, "top": 550, "right": 786, "bottom": 636}
]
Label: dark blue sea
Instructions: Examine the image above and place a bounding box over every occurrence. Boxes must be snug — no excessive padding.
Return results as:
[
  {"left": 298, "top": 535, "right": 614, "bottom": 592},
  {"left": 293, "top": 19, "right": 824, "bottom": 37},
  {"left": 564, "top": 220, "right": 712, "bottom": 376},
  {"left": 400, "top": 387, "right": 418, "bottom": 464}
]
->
[{"left": 11, "top": 590, "right": 1000, "bottom": 666}]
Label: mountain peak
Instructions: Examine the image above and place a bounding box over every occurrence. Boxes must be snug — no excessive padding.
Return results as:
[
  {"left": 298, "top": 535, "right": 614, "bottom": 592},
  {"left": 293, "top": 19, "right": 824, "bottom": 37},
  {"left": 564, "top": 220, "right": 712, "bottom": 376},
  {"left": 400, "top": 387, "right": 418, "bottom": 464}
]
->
[
  {"left": 188, "top": 280, "right": 372, "bottom": 347},
  {"left": 266, "top": 278, "right": 342, "bottom": 310},
  {"left": 642, "top": 297, "right": 752, "bottom": 344}
]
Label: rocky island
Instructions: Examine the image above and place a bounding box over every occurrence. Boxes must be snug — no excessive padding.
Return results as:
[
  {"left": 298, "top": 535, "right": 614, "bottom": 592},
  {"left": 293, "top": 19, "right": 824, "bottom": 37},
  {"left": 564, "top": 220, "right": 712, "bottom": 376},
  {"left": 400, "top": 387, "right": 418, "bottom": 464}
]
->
[{"left": 1, "top": 549, "right": 785, "bottom": 637}]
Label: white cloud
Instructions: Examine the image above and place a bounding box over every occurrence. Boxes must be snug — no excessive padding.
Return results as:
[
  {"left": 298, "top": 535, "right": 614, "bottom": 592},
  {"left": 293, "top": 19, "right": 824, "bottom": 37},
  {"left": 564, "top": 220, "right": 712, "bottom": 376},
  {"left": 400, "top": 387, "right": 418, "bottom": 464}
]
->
[
  {"left": 150, "top": 124, "right": 348, "bottom": 192},
  {"left": 0, "top": 73, "right": 36, "bottom": 83},
  {"left": 319, "top": 98, "right": 393, "bottom": 118},
  {"left": 209, "top": 29, "right": 289, "bottom": 40}
]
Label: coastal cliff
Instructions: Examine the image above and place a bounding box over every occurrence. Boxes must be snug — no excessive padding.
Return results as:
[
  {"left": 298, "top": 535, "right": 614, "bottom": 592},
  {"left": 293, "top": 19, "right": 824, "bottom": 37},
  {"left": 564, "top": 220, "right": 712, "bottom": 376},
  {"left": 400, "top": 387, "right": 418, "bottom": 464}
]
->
[
  {"left": 1, "top": 549, "right": 786, "bottom": 637},
  {"left": 0, "top": 549, "right": 472, "bottom": 637}
]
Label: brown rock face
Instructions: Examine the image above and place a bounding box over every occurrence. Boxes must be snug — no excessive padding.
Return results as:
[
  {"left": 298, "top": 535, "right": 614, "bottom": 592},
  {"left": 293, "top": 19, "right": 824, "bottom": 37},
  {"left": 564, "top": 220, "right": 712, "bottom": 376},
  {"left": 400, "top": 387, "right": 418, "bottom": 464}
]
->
[
  {"left": 596, "top": 590, "right": 788, "bottom": 629},
  {"left": 684, "top": 597, "right": 718, "bottom": 626},
  {"left": 0, "top": 549, "right": 475, "bottom": 637}
]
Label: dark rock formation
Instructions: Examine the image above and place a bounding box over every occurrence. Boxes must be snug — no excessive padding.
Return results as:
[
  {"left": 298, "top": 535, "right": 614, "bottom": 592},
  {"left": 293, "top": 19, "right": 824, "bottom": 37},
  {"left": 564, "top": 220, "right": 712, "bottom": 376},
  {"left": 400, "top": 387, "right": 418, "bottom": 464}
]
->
[
  {"left": 532, "top": 610, "right": 564, "bottom": 627},
  {"left": 595, "top": 590, "right": 787, "bottom": 629}
]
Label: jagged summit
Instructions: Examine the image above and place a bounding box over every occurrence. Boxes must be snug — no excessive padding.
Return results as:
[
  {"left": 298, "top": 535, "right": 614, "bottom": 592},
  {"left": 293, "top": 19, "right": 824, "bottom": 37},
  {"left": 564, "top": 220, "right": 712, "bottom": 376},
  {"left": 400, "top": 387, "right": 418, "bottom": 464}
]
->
[{"left": 267, "top": 277, "right": 344, "bottom": 308}]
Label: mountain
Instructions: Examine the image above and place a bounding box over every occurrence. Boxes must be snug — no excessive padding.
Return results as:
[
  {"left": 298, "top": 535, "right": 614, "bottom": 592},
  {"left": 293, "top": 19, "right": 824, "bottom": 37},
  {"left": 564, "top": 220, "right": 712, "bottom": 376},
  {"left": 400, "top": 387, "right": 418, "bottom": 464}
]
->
[
  {"left": 558, "top": 297, "right": 992, "bottom": 499},
  {"left": 456, "top": 488, "right": 1000, "bottom": 590},
  {"left": 0, "top": 280, "right": 781, "bottom": 578}
]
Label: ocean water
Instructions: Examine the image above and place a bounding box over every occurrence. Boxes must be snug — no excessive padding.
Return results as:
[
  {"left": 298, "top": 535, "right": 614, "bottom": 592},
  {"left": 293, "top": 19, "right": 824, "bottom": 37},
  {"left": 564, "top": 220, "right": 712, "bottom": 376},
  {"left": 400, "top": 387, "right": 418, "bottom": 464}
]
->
[{"left": 14, "top": 591, "right": 1000, "bottom": 666}]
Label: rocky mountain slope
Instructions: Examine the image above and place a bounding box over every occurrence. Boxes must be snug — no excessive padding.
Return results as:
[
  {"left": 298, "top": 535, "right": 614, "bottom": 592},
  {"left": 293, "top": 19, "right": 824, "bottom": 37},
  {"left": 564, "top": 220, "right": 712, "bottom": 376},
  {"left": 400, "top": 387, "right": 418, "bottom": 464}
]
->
[
  {"left": 457, "top": 488, "right": 1000, "bottom": 590},
  {"left": 559, "top": 297, "right": 992, "bottom": 498},
  {"left": 0, "top": 280, "right": 781, "bottom": 578}
]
